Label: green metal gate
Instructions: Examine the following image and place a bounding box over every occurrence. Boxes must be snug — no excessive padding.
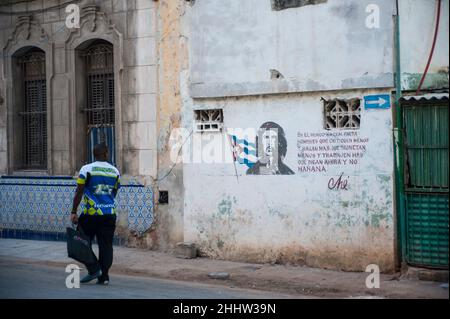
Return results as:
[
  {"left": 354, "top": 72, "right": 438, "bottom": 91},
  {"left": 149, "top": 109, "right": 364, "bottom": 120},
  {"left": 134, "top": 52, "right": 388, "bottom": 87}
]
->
[{"left": 402, "top": 99, "right": 449, "bottom": 268}]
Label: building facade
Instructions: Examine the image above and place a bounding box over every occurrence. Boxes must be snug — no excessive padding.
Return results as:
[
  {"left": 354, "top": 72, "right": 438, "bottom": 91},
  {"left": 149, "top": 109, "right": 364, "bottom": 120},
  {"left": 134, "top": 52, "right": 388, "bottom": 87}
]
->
[
  {"left": 170, "top": 0, "right": 449, "bottom": 272},
  {"left": 0, "top": 0, "right": 448, "bottom": 272},
  {"left": 0, "top": 0, "right": 158, "bottom": 241}
]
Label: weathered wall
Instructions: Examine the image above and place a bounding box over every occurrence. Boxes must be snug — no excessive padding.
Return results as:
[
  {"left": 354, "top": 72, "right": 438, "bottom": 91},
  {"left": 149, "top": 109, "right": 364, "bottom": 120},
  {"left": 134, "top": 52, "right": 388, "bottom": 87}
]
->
[
  {"left": 180, "top": 0, "right": 397, "bottom": 272},
  {"left": 188, "top": 0, "right": 395, "bottom": 98},
  {"left": 399, "top": 0, "right": 449, "bottom": 91},
  {"left": 138, "top": 0, "right": 189, "bottom": 250},
  {"left": 182, "top": 90, "right": 396, "bottom": 272},
  {"left": 0, "top": 0, "right": 158, "bottom": 181},
  {"left": 0, "top": 0, "right": 157, "bottom": 239}
]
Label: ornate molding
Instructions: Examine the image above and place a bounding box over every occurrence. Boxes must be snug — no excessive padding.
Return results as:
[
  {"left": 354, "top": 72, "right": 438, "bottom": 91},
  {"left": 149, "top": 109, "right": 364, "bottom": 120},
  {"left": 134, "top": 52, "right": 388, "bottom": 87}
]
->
[
  {"left": 65, "top": 5, "right": 124, "bottom": 175},
  {"left": 65, "top": 5, "right": 123, "bottom": 49},
  {"left": 3, "top": 15, "right": 49, "bottom": 53}
]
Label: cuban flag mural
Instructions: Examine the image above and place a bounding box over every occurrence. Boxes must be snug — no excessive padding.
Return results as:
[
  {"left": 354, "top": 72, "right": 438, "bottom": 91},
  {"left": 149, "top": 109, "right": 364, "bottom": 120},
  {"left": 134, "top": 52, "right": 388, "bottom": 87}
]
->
[{"left": 229, "top": 134, "right": 258, "bottom": 169}]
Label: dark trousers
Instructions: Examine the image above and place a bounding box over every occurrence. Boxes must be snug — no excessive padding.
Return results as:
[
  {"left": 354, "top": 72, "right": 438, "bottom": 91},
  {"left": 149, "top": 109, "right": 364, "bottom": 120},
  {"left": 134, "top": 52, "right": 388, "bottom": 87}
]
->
[{"left": 78, "top": 214, "right": 116, "bottom": 276}]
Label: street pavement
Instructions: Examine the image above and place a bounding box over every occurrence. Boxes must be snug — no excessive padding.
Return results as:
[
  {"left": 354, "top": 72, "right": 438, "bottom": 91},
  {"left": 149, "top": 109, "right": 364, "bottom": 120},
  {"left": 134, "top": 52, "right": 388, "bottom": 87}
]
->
[
  {"left": 0, "top": 259, "right": 302, "bottom": 299},
  {"left": 0, "top": 239, "right": 447, "bottom": 299}
]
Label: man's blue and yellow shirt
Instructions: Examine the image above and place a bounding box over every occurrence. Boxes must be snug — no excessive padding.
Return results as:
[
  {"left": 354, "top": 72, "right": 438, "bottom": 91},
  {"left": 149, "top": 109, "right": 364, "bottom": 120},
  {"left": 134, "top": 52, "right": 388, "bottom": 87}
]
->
[{"left": 77, "top": 161, "right": 121, "bottom": 215}]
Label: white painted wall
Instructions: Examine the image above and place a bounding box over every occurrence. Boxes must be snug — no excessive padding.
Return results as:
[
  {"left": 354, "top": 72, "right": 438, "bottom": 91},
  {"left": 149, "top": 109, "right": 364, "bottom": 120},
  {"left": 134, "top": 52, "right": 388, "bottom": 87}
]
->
[
  {"left": 188, "top": 0, "right": 395, "bottom": 97},
  {"left": 181, "top": 88, "right": 396, "bottom": 271},
  {"left": 180, "top": 0, "right": 400, "bottom": 271}
]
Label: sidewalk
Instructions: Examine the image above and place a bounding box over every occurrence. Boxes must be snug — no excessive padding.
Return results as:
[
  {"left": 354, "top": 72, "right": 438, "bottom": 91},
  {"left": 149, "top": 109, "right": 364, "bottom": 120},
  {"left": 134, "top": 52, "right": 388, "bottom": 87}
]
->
[{"left": 0, "top": 238, "right": 447, "bottom": 299}]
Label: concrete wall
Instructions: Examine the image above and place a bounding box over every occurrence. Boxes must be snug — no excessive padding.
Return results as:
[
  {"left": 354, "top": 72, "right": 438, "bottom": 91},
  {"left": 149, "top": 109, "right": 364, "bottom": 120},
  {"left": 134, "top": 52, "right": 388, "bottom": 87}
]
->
[
  {"left": 180, "top": 0, "right": 397, "bottom": 272},
  {"left": 399, "top": 0, "right": 449, "bottom": 91},
  {"left": 0, "top": 0, "right": 158, "bottom": 239},
  {"left": 151, "top": 0, "right": 189, "bottom": 250},
  {"left": 188, "top": 0, "right": 395, "bottom": 97},
  {"left": 182, "top": 90, "right": 396, "bottom": 272},
  {"left": 0, "top": 0, "right": 187, "bottom": 251}
]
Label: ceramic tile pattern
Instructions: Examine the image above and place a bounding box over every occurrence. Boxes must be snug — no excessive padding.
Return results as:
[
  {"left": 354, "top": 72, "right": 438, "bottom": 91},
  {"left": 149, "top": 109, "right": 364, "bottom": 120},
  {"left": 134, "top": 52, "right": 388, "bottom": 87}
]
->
[{"left": 0, "top": 176, "right": 154, "bottom": 237}]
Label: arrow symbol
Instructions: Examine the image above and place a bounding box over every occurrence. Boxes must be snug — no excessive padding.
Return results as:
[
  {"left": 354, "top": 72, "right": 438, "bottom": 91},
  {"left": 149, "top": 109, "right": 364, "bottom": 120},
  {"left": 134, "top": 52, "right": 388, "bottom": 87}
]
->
[{"left": 367, "top": 97, "right": 388, "bottom": 106}]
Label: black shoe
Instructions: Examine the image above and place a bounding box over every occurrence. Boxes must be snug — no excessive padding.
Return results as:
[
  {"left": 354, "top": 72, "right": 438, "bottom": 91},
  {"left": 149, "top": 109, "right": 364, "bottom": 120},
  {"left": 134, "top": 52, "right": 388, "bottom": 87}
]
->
[
  {"left": 80, "top": 269, "right": 101, "bottom": 284},
  {"left": 97, "top": 274, "right": 110, "bottom": 285}
]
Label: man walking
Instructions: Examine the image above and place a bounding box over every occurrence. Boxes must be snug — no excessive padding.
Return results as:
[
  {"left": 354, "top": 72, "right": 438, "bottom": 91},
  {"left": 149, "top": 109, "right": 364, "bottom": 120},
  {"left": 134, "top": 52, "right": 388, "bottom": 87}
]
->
[{"left": 70, "top": 143, "right": 120, "bottom": 285}]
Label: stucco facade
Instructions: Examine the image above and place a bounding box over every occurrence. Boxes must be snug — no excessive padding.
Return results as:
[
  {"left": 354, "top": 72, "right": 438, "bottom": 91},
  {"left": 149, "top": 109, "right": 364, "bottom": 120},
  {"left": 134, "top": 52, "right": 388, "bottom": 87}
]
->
[
  {"left": 0, "top": 0, "right": 158, "bottom": 241},
  {"left": 0, "top": 0, "right": 158, "bottom": 179},
  {"left": 172, "top": 0, "right": 448, "bottom": 272},
  {"left": 0, "top": 0, "right": 448, "bottom": 272}
]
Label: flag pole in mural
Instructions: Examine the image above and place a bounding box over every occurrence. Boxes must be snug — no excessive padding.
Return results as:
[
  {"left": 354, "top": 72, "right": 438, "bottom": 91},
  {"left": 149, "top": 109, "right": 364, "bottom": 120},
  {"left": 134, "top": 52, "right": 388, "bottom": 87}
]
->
[
  {"left": 228, "top": 133, "right": 258, "bottom": 169},
  {"left": 226, "top": 133, "right": 240, "bottom": 182}
]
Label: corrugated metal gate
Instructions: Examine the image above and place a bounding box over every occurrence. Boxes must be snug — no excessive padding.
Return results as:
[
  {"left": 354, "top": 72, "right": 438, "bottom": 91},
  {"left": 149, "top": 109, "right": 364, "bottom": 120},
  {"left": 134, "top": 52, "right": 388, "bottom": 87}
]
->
[{"left": 402, "top": 97, "right": 449, "bottom": 268}]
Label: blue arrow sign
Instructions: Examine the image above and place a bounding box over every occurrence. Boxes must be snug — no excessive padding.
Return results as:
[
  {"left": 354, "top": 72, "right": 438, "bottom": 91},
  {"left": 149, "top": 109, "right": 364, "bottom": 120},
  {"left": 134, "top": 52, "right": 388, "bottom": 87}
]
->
[{"left": 364, "top": 94, "right": 391, "bottom": 109}]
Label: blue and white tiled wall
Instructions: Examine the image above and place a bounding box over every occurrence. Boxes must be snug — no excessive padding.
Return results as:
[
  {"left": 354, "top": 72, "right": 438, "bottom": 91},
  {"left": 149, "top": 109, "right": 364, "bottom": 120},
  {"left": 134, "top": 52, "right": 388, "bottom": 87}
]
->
[{"left": 0, "top": 176, "right": 154, "bottom": 245}]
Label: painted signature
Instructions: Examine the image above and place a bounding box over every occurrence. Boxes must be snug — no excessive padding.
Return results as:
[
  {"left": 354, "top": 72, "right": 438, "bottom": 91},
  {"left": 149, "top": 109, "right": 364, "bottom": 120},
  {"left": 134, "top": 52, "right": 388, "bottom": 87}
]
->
[{"left": 328, "top": 173, "right": 349, "bottom": 190}]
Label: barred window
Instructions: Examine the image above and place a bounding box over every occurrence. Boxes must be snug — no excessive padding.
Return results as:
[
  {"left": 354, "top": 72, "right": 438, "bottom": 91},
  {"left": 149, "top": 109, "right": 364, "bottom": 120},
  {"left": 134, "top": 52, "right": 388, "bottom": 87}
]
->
[
  {"left": 80, "top": 41, "right": 116, "bottom": 165},
  {"left": 323, "top": 98, "right": 361, "bottom": 130},
  {"left": 18, "top": 49, "right": 47, "bottom": 169}
]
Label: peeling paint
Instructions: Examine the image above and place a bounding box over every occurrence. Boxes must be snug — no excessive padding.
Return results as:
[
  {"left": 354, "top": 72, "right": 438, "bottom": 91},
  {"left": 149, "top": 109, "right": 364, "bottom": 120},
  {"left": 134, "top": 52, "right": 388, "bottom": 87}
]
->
[
  {"left": 401, "top": 72, "right": 449, "bottom": 91},
  {"left": 218, "top": 196, "right": 233, "bottom": 216},
  {"left": 271, "top": 0, "right": 328, "bottom": 11},
  {"left": 181, "top": 0, "right": 401, "bottom": 272}
]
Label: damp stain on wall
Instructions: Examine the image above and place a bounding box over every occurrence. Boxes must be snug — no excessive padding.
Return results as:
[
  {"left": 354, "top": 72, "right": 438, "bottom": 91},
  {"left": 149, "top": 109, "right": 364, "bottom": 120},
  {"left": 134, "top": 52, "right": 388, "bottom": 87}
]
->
[{"left": 271, "top": 0, "right": 328, "bottom": 11}]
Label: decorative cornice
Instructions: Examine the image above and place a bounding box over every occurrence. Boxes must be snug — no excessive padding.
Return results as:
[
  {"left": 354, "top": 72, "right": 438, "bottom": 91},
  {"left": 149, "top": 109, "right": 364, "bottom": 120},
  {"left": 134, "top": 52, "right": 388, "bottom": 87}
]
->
[
  {"left": 3, "top": 15, "right": 49, "bottom": 53},
  {"left": 65, "top": 5, "right": 122, "bottom": 46}
]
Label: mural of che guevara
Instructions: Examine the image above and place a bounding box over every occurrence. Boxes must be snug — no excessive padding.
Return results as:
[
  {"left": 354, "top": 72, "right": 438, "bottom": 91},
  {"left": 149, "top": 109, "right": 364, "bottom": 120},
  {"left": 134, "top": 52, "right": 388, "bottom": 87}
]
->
[{"left": 246, "top": 121, "right": 295, "bottom": 175}]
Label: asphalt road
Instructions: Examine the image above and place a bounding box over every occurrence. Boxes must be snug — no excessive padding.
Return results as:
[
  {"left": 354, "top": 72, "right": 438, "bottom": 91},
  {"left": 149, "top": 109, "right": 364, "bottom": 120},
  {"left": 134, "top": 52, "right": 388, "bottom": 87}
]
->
[{"left": 0, "top": 259, "right": 301, "bottom": 299}]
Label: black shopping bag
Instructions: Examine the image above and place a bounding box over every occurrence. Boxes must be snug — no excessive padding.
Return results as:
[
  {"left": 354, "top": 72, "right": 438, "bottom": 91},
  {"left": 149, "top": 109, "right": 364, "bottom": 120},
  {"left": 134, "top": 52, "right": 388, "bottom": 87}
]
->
[{"left": 66, "top": 225, "right": 96, "bottom": 265}]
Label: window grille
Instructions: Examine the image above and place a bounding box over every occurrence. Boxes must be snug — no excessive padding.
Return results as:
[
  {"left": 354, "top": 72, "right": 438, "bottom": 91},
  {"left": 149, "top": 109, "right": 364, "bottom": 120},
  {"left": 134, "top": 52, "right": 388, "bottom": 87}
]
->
[
  {"left": 81, "top": 42, "right": 116, "bottom": 165},
  {"left": 82, "top": 43, "right": 115, "bottom": 127},
  {"left": 194, "top": 109, "right": 223, "bottom": 132},
  {"left": 323, "top": 98, "right": 361, "bottom": 130},
  {"left": 19, "top": 50, "right": 47, "bottom": 169}
]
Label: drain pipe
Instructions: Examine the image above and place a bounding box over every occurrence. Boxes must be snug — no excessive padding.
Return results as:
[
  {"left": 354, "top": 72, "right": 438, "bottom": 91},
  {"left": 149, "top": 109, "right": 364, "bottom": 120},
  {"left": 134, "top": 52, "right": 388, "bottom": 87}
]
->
[{"left": 394, "top": 0, "right": 407, "bottom": 268}]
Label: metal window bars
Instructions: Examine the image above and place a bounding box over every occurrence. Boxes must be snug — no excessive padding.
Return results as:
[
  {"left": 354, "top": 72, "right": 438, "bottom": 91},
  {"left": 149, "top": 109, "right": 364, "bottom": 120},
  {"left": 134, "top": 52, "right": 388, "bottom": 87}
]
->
[
  {"left": 81, "top": 43, "right": 115, "bottom": 128},
  {"left": 80, "top": 42, "right": 116, "bottom": 165},
  {"left": 19, "top": 50, "right": 47, "bottom": 169}
]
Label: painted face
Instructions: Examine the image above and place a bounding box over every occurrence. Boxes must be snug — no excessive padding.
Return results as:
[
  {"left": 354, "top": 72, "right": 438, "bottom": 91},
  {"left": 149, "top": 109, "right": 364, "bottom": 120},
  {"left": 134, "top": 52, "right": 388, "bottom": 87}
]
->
[{"left": 262, "top": 129, "right": 278, "bottom": 157}]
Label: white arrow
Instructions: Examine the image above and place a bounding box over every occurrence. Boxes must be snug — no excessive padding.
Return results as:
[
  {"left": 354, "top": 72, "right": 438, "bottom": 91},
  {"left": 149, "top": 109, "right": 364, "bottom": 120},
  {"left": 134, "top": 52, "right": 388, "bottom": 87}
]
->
[{"left": 367, "top": 97, "right": 388, "bottom": 106}]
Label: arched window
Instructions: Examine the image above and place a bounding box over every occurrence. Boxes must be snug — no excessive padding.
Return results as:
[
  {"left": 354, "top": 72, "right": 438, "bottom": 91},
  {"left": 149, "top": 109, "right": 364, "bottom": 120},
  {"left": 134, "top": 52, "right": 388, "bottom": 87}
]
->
[
  {"left": 15, "top": 48, "right": 47, "bottom": 170},
  {"left": 80, "top": 40, "right": 116, "bottom": 165}
]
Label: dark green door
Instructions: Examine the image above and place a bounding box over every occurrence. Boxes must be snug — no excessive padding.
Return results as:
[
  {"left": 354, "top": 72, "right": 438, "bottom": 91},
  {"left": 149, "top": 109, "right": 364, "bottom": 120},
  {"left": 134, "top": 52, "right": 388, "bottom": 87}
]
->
[{"left": 403, "top": 99, "right": 449, "bottom": 268}]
